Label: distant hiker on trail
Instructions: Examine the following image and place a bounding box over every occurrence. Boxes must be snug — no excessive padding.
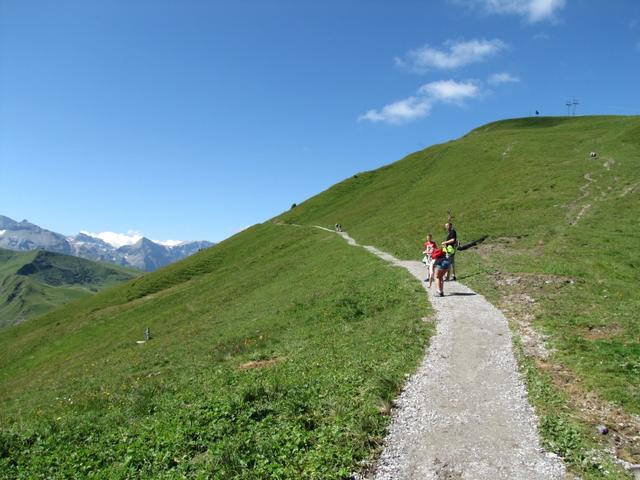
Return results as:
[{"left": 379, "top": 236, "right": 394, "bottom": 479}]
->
[
  {"left": 431, "top": 247, "right": 451, "bottom": 297},
  {"left": 421, "top": 233, "right": 437, "bottom": 287},
  {"left": 335, "top": 223, "right": 343, "bottom": 232},
  {"left": 442, "top": 222, "right": 457, "bottom": 281}
]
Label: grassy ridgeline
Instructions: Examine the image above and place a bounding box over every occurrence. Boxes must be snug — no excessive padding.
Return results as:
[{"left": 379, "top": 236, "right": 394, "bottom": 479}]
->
[
  {"left": 278, "top": 115, "right": 640, "bottom": 417},
  {"left": 280, "top": 116, "right": 639, "bottom": 259},
  {"left": 0, "top": 224, "right": 432, "bottom": 479}
]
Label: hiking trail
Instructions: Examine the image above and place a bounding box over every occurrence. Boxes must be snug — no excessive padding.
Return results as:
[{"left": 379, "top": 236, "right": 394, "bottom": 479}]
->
[{"left": 316, "top": 226, "right": 568, "bottom": 480}]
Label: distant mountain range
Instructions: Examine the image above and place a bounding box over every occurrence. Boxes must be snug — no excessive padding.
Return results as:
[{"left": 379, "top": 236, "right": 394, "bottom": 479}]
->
[{"left": 0, "top": 215, "right": 214, "bottom": 271}]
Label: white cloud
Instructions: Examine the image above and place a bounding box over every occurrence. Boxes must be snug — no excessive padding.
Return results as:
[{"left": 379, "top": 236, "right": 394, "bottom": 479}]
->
[
  {"left": 358, "top": 96, "right": 432, "bottom": 124},
  {"left": 154, "top": 239, "right": 185, "bottom": 247},
  {"left": 396, "top": 39, "right": 507, "bottom": 72},
  {"left": 82, "top": 230, "right": 187, "bottom": 248},
  {"left": 359, "top": 79, "right": 483, "bottom": 125},
  {"left": 419, "top": 80, "right": 480, "bottom": 103},
  {"left": 525, "top": 0, "right": 566, "bottom": 22},
  {"left": 456, "top": 0, "right": 566, "bottom": 23},
  {"left": 487, "top": 72, "right": 520, "bottom": 85},
  {"left": 0, "top": 230, "right": 6, "bottom": 236},
  {"left": 81, "top": 230, "right": 143, "bottom": 248}
]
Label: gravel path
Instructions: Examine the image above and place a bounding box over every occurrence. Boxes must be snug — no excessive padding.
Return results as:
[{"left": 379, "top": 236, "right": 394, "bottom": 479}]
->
[{"left": 324, "top": 228, "right": 568, "bottom": 480}]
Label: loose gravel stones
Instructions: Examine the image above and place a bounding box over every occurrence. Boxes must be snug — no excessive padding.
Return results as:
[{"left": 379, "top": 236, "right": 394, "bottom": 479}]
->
[{"left": 330, "top": 230, "right": 566, "bottom": 480}]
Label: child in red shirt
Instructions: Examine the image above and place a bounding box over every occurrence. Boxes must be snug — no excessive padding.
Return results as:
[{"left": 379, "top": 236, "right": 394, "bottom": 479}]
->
[{"left": 422, "top": 234, "right": 437, "bottom": 287}]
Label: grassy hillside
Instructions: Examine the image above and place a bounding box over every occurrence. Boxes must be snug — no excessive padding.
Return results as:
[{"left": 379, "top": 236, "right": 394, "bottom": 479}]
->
[
  {"left": 0, "top": 224, "right": 432, "bottom": 479},
  {"left": 279, "top": 115, "right": 640, "bottom": 468},
  {"left": 1, "top": 115, "right": 638, "bottom": 479},
  {"left": 0, "top": 248, "right": 139, "bottom": 329}
]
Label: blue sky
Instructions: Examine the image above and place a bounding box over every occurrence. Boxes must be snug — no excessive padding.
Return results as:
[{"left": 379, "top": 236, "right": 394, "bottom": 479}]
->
[{"left": 2, "top": 0, "right": 639, "bottom": 243}]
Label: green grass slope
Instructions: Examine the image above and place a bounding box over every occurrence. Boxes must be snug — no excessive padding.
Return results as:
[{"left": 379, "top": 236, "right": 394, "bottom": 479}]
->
[
  {"left": 278, "top": 115, "right": 640, "bottom": 471},
  {"left": 0, "top": 224, "right": 432, "bottom": 479},
  {"left": 1, "top": 115, "right": 638, "bottom": 479},
  {"left": 0, "top": 248, "right": 139, "bottom": 329}
]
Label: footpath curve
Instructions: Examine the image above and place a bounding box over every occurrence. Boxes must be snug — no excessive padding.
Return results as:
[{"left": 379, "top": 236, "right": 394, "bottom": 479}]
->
[{"left": 317, "top": 227, "right": 567, "bottom": 480}]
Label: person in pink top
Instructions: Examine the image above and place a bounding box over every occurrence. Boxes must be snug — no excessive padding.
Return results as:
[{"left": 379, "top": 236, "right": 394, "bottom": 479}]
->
[{"left": 421, "top": 233, "right": 437, "bottom": 287}]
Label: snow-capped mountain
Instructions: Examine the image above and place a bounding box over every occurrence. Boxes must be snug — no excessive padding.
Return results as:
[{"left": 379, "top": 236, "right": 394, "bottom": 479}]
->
[{"left": 0, "top": 215, "right": 214, "bottom": 271}]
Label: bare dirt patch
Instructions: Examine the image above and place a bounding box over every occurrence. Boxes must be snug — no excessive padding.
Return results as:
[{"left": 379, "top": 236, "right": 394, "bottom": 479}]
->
[
  {"left": 475, "top": 237, "right": 526, "bottom": 260},
  {"left": 493, "top": 272, "right": 574, "bottom": 360},
  {"left": 567, "top": 172, "right": 594, "bottom": 226},
  {"left": 491, "top": 273, "right": 640, "bottom": 465},
  {"left": 237, "top": 358, "right": 280, "bottom": 370},
  {"left": 602, "top": 157, "right": 616, "bottom": 170},
  {"left": 581, "top": 324, "right": 625, "bottom": 341},
  {"left": 571, "top": 203, "right": 592, "bottom": 225},
  {"left": 620, "top": 181, "right": 640, "bottom": 198},
  {"left": 536, "top": 359, "right": 640, "bottom": 464},
  {"left": 501, "top": 142, "right": 515, "bottom": 159},
  {"left": 494, "top": 272, "right": 574, "bottom": 290}
]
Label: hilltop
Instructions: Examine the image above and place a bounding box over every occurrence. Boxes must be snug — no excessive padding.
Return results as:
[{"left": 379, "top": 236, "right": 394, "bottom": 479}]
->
[
  {"left": 0, "top": 116, "right": 638, "bottom": 479},
  {"left": 279, "top": 115, "right": 640, "bottom": 469},
  {"left": 0, "top": 248, "right": 139, "bottom": 329}
]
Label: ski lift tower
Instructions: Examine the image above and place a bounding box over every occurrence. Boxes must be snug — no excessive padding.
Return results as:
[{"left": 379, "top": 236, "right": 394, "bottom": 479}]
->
[{"left": 571, "top": 99, "right": 579, "bottom": 116}]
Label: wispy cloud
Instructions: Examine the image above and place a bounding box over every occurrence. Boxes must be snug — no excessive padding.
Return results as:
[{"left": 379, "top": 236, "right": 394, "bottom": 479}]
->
[
  {"left": 358, "top": 96, "right": 432, "bottom": 124},
  {"left": 81, "top": 230, "right": 143, "bottom": 248},
  {"left": 418, "top": 80, "right": 480, "bottom": 103},
  {"left": 395, "top": 39, "right": 507, "bottom": 72},
  {"left": 154, "top": 239, "right": 184, "bottom": 247},
  {"left": 359, "top": 79, "right": 481, "bottom": 125},
  {"left": 454, "top": 0, "right": 567, "bottom": 23},
  {"left": 487, "top": 72, "right": 520, "bottom": 85},
  {"left": 81, "top": 230, "right": 185, "bottom": 248},
  {"left": 532, "top": 32, "right": 550, "bottom": 40}
]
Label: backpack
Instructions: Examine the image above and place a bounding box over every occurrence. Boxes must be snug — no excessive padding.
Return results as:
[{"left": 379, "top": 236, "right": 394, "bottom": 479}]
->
[{"left": 431, "top": 248, "right": 445, "bottom": 260}]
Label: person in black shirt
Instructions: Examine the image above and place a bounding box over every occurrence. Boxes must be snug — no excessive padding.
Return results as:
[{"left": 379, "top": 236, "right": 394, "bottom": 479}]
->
[{"left": 441, "top": 222, "right": 457, "bottom": 281}]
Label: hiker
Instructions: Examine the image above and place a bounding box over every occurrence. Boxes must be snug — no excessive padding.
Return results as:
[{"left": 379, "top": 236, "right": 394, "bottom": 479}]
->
[
  {"left": 421, "top": 233, "right": 437, "bottom": 287},
  {"left": 441, "top": 222, "right": 457, "bottom": 281},
  {"left": 431, "top": 247, "right": 451, "bottom": 297},
  {"left": 335, "top": 223, "right": 343, "bottom": 232}
]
